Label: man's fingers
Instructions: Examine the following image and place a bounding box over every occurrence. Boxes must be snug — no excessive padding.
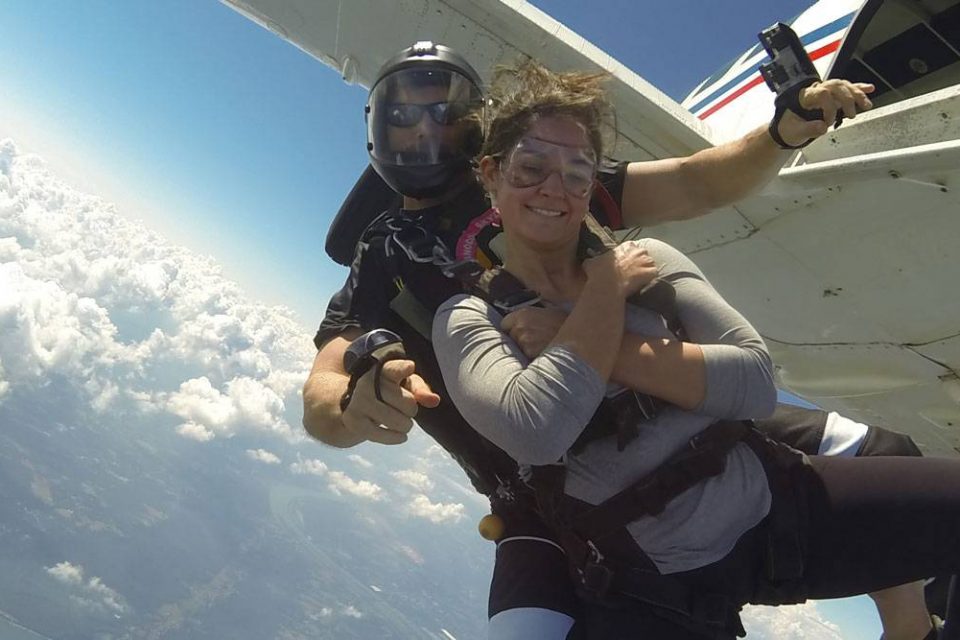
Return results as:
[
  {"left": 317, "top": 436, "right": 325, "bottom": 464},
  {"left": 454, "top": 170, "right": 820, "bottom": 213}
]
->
[
  {"left": 363, "top": 397, "right": 416, "bottom": 433},
  {"left": 835, "top": 85, "right": 858, "bottom": 119},
  {"left": 379, "top": 359, "right": 417, "bottom": 384},
  {"left": 854, "top": 86, "right": 874, "bottom": 111},
  {"left": 501, "top": 313, "right": 517, "bottom": 333},
  {"left": 363, "top": 424, "right": 409, "bottom": 445},
  {"left": 820, "top": 102, "right": 838, "bottom": 128},
  {"left": 405, "top": 373, "right": 441, "bottom": 408},
  {"left": 342, "top": 411, "right": 409, "bottom": 445}
]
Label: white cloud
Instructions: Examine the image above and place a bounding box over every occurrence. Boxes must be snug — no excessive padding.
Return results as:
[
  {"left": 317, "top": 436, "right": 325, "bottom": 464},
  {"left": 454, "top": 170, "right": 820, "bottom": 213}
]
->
[
  {"left": 0, "top": 139, "right": 313, "bottom": 445},
  {"left": 45, "top": 561, "right": 127, "bottom": 615},
  {"left": 246, "top": 448, "right": 280, "bottom": 464},
  {"left": 342, "top": 605, "right": 363, "bottom": 619},
  {"left": 391, "top": 469, "right": 434, "bottom": 492},
  {"left": 742, "top": 602, "right": 844, "bottom": 640},
  {"left": 165, "top": 375, "right": 291, "bottom": 441},
  {"left": 347, "top": 454, "right": 372, "bottom": 468},
  {"left": 327, "top": 470, "right": 383, "bottom": 501},
  {"left": 407, "top": 494, "right": 465, "bottom": 524},
  {"left": 290, "top": 458, "right": 328, "bottom": 476},
  {"left": 397, "top": 544, "right": 425, "bottom": 565},
  {"left": 312, "top": 604, "right": 364, "bottom": 621},
  {"left": 47, "top": 561, "right": 84, "bottom": 585},
  {"left": 176, "top": 422, "right": 215, "bottom": 442}
]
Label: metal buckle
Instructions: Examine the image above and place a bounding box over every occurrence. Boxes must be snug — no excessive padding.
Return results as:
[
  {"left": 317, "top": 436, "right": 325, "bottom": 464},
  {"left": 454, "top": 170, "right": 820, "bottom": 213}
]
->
[
  {"left": 493, "top": 289, "right": 541, "bottom": 314},
  {"left": 391, "top": 227, "right": 438, "bottom": 263},
  {"left": 579, "top": 541, "right": 614, "bottom": 599},
  {"left": 441, "top": 260, "right": 485, "bottom": 281}
]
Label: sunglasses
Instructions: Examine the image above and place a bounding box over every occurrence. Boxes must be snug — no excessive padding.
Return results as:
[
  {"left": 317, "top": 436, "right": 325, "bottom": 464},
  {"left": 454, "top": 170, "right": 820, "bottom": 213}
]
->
[
  {"left": 385, "top": 101, "right": 475, "bottom": 128},
  {"left": 499, "top": 137, "right": 598, "bottom": 198}
]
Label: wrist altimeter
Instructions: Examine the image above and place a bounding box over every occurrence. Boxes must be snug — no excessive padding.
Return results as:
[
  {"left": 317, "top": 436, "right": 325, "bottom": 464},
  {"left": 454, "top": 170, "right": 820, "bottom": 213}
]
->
[{"left": 340, "top": 329, "right": 407, "bottom": 412}]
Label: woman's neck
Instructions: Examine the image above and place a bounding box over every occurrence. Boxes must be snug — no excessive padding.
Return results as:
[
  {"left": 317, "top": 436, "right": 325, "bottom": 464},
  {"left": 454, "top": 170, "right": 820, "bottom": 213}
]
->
[{"left": 502, "top": 235, "right": 584, "bottom": 303}]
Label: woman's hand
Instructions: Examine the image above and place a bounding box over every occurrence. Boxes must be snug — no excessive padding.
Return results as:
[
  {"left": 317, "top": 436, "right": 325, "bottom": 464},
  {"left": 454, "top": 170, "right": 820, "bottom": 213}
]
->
[{"left": 612, "top": 243, "right": 658, "bottom": 298}]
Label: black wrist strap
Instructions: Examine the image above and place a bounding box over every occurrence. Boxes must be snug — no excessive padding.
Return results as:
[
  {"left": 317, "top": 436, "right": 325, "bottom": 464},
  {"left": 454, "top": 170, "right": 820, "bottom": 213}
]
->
[
  {"left": 339, "top": 355, "right": 400, "bottom": 412},
  {"left": 769, "top": 79, "right": 822, "bottom": 150}
]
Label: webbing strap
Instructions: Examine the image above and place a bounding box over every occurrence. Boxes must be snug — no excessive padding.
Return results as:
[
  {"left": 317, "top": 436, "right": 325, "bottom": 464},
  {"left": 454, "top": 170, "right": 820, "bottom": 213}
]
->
[
  {"left": 572, "top": 421, "right": 750, "bottom": 542},
  {"left": 769, "top": 78, "right": 824, "bottom": 150}
]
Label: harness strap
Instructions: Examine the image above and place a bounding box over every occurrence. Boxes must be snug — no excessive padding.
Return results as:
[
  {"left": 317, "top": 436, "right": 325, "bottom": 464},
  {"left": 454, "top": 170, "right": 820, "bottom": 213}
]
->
[
  {"left": 573, "top": 420, "right": 750, "bottom": 541},
  {"left": 743, "top": 431, "right": 808, "bottom": 589}
]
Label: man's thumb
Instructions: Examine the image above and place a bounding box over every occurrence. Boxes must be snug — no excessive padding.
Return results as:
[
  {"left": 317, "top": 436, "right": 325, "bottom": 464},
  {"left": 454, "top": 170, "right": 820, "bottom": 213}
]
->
[{"left": 407, "top": 373, "right": 441, "bottom": 408}]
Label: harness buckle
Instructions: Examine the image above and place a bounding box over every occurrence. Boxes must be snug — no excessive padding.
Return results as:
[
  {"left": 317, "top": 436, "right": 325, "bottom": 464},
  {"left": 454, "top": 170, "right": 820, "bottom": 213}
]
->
[
  {"left": 579, "top": 541, "right": 614, "bottom": 599},
  {"left": 440, "top": 260, "right": 485, "bottom": 282},
  {"left": 493, "top": 289, "right": 541, "bottom": 314},
  {"left": 391, "top": 227, "right": 440, "bottom": 263}
]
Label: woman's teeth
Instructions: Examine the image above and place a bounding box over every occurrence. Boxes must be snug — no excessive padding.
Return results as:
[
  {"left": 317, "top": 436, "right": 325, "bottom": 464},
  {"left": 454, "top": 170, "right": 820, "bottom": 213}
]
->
[{"left": 529, "top": 207, "right": 564, "bottom": 217}]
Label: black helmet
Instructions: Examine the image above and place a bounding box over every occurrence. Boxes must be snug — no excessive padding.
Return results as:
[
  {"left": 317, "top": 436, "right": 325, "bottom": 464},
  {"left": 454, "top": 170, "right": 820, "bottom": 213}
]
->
[{"left": 366, "top": 41, "right": 484, "bottom": 199}]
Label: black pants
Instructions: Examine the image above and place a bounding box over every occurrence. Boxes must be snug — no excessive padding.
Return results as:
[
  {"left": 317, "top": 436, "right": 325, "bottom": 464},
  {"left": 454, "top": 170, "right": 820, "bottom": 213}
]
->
[
  {"left": 487, "top": 406, "right": 927, "bottom": 639},
  {"left": 671, "top": 455, "right": 960, "bottom": 606}
]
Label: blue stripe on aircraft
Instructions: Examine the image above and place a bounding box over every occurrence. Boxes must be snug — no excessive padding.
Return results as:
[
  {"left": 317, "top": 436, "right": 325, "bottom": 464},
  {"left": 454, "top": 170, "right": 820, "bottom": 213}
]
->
[{"left": 687, "top": 12, "right": 856, "bottom": 115}]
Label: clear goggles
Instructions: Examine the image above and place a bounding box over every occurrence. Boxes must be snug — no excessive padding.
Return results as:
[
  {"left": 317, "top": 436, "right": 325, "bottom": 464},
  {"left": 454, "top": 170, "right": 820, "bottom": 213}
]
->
[{"left": 498, "top": 136, "right": 597, "bottom": 198}]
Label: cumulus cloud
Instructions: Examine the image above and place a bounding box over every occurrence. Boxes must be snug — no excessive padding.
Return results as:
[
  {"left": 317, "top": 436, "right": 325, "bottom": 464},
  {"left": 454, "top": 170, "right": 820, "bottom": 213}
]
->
[
  {"left": 407, "top": 494, "right": 465, "bottom": 524},
  {"left": 47, "top": 561, "right": 84, "bottom": 585},
  {"left": 245, "top": 448, "right": 280, "bottom": 464},
  {"left": 347, "top": 454, "right": 372, "bottom": 468},
  {"left": 290, "top": 458, "right": 328, "bottom": 476},
  {"left": 177, "top": 422, "right": 215, "bottom": 442},
  {"left": 45, "top": 561, "right": 127, "bottom": 615},
  {"left": 0, "top": 139, "right": 312, "bottom": 443},
  {"left": 391, "top": 469, "right": 434, "bottom": 492},
  {"left": 327, "top": 470, "right": 383, "bottom": 501},
  {"left": 742, "top": 602, "right": 844, "bottom": 639}
]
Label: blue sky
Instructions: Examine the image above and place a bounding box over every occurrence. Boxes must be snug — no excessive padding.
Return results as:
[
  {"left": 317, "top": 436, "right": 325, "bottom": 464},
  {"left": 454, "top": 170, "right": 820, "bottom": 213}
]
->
[
  {"left": 0, "top": 1, "right": 884, "bottom": 636},
  {"left": 0, "top": 0, "right": 817, "bottom": 325}
]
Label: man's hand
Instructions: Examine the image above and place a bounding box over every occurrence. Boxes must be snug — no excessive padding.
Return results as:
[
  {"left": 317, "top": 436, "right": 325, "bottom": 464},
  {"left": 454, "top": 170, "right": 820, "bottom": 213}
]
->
[
  {"left": 502, "top": 307, "right": 568, "bottom": 358},
  {"left": 341, "top": 358, "right": 440, "bottom": 445},
  {"left": 776, "top": 79, "right": 875, "bottom": 147}
]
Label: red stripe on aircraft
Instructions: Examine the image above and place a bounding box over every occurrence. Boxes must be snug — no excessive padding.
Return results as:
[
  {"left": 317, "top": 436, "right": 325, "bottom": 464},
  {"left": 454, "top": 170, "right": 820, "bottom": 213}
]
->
[{"left": 698, "top": 39, "right": 843, "bottom": 120}]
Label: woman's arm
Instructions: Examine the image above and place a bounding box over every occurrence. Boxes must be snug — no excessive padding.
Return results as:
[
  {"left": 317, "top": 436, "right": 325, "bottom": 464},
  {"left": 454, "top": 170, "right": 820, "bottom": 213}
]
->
[
  {"left": 499, "top": 240, "right": 774, "bottom": 417},
  {"left": 432, "top": 294, "right": 609, "bottom": 465},
  {"left": 609, "top": 336, "right": 705, "bottom": 411},
  {"left": 432, "top": 250, "right": 638, "bottom": 464},
  {"left": 642, "top": 238, "right": 777, "bottom": 419}
]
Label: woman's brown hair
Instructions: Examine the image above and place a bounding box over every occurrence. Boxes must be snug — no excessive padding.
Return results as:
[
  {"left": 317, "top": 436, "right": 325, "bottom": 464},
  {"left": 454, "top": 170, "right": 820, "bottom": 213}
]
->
[{"left": 481, "top": 59, "right": 615, "bottom": 161}]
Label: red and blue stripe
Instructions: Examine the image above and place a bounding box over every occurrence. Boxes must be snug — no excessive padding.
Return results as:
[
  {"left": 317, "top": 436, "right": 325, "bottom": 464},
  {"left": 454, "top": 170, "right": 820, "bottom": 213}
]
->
[{"left": 688, "top": 12, "right": 856, "bottom": 120}]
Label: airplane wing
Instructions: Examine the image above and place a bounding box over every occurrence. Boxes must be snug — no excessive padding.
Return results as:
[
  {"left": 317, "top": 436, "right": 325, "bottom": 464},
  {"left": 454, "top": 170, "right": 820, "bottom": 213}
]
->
[
  {"left": 220, "top": 0, "right": 712, "bottom": 160},
  {"left": 221, "top": 0, "right": 960, "bottom": 456}
]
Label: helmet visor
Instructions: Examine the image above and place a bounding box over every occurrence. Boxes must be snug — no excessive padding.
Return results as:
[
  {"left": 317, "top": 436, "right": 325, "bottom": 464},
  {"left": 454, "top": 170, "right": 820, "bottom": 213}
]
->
[{"left": 368, "top": 68, "right": 484, "bottom": 168}]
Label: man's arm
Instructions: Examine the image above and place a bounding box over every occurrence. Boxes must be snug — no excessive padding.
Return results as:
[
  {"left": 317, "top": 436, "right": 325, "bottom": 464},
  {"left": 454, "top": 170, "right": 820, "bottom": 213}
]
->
[
  {"left": 302, "top": 329, "right": 439, "bottom": 447},
  {"left": 620, "top": 79, "right": 875, "bottom": 227}
]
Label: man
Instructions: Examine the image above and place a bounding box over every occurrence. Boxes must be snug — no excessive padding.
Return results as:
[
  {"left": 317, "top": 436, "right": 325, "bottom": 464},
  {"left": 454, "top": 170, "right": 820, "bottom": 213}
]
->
[{"left": 305, "top": 42, "right": 932, "bottom": 639}]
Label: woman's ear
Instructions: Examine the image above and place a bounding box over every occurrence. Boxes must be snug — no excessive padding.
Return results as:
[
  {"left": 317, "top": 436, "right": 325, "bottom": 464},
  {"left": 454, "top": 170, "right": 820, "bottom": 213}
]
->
[{"left": 478, "top": 156, "right": 500, "bottom": 197}]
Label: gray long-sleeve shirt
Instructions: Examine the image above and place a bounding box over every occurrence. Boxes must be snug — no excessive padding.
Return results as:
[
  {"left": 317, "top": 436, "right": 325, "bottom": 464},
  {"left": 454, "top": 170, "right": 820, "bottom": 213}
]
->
[{"left": 433, "top": 239, "right": 777, "bottom": 573}]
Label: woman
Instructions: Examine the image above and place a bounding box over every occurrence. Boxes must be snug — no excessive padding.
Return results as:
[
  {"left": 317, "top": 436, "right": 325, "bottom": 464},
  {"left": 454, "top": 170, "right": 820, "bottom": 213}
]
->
[{"left": 432, "top": 60, "right": 960, "bottom": 640}]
